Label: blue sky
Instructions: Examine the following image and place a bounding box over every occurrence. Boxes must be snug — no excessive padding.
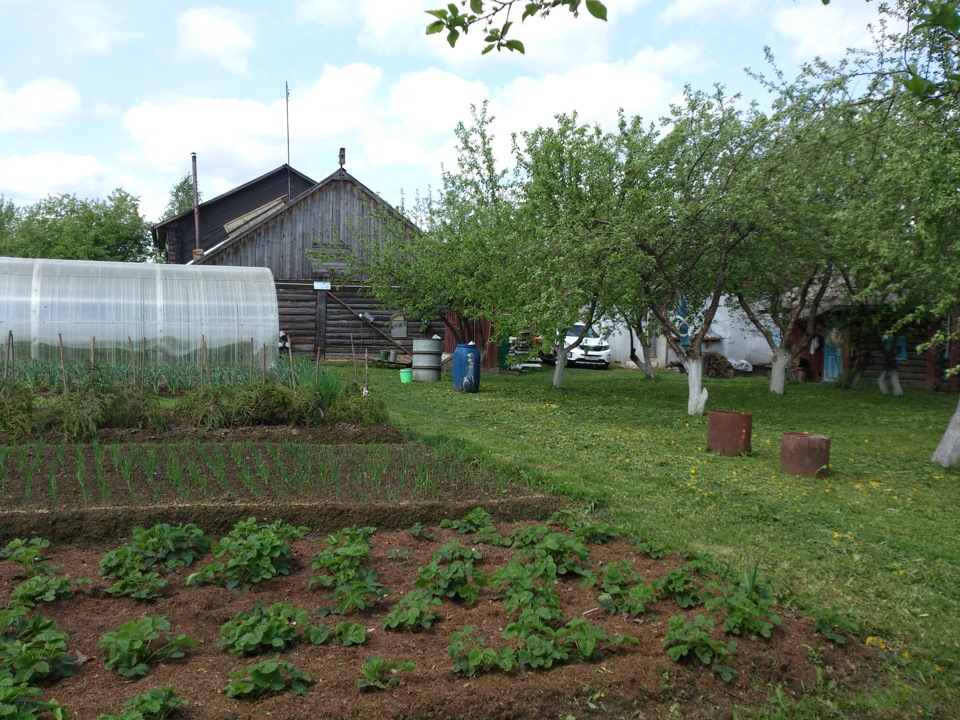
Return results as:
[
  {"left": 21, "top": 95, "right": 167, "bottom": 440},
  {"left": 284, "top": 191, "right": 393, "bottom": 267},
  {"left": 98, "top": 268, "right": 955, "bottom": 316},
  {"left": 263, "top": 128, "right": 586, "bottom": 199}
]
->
[{"left": 0, "top": 0, "right": 885, "bottom": 222}]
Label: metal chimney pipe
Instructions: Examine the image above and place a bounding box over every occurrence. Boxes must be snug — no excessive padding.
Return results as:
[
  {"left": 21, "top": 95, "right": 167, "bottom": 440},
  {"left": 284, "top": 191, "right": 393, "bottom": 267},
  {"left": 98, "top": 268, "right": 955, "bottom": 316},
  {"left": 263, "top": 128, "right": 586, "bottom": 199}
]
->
[{"left": 191, "top": 152, "right": 200, "bottom": 250}]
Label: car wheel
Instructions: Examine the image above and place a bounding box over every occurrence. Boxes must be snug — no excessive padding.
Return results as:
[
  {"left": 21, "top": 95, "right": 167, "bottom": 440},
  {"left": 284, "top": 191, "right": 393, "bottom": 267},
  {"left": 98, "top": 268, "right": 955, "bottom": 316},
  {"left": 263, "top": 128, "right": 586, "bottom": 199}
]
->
[{"left": 601, "top": 362, "right": 610, "bottom": 370}]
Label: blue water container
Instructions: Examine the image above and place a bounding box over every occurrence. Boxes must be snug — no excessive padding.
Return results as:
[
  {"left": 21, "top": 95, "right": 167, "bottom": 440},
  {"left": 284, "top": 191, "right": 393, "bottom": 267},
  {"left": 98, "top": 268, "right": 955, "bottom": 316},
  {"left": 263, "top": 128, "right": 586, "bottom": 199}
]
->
[{"left": 452, "top": 342, "right": 481, "bottom": 393}]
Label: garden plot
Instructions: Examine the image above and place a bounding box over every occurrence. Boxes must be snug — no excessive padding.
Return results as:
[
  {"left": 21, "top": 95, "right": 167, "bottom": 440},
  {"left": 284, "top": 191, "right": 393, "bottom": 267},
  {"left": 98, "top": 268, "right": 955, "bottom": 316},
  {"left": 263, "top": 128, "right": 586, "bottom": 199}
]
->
[{"left": 0, "top": 512, "right": 879, "bottom": 720}]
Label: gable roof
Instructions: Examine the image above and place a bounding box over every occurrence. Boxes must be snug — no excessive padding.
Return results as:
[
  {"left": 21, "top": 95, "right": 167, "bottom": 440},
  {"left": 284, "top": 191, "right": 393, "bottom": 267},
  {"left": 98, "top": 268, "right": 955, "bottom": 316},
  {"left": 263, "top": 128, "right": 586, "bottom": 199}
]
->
[
  {"left": 151, "top": 164, "right": 316, "bottom": 253},
  {"left": 190, "top": 166, "right": 413, "bottom": 266}
]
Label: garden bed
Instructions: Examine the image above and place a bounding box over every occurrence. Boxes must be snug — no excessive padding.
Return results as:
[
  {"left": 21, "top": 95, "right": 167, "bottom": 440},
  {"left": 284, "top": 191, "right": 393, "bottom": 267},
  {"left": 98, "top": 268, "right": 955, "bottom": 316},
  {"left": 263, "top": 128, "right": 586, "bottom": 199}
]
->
[{"left": 1, "top": 514, "right": 879, "bottom": 720}]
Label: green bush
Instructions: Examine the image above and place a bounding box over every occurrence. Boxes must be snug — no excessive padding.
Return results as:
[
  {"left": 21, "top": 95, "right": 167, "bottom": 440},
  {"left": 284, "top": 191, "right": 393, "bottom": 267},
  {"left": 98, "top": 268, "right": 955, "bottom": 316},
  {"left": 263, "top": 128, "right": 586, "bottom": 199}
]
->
[
  {"left": 99, "top": 615, "right": 195, "bottom": 678},
  {"left": 0, "top": 382, "right": 36, "bottom": 441},
  {"left": 97, "top": 687, "right": 186, "bottom": 720},
  {"left": 325, "top": 383, "right": 388, "bottom": 426}
]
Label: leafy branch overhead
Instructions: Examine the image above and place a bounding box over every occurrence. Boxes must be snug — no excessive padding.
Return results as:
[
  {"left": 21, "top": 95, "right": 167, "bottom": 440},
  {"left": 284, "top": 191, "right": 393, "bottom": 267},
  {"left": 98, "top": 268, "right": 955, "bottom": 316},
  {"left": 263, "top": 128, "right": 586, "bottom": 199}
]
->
[{"left": 426, "top": 0, "right": 607, "bottom": 54}]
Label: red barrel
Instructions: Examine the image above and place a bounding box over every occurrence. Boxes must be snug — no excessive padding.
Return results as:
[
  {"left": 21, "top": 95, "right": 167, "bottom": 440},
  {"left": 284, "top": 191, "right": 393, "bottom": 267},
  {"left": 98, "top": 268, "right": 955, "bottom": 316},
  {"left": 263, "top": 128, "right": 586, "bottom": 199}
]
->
[
  {"left": 706, "top": 410, "right": 753, "bottom": 456},
  {"left": 780, "top": 432, "right": 830, "bottom": 478}
]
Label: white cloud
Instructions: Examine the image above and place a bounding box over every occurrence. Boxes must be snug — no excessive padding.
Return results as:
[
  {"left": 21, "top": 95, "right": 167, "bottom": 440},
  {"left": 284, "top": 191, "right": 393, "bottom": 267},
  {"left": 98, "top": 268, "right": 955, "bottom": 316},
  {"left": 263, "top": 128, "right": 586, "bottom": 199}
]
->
[
  {"left": 771, "top": 3, "right": 881, "bottom": 62},
  {"left": 296, "top": 0, "right": 359, "bottom": 28},
  {"left": 177, "top": 7, "right": 256, "bottom": 73},
  {"left": 0, "top": 77, "right": 82, "bottom": 132},
  {"left": 0, "top": 152, "right": 105, "bottom": 200},
  {"left": 661, "top": 0, "right": 760, "bottom": 24},
  {"left": 53, "top": 0, "right": 135, "bottom": 54}
]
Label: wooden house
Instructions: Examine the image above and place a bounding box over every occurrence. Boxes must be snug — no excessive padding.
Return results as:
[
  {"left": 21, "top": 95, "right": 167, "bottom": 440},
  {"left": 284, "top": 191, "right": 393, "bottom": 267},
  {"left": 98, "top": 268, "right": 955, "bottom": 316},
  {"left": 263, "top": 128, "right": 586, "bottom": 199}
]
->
[{"left": 151, "top": 159, "right": 445, "bottom": 359}]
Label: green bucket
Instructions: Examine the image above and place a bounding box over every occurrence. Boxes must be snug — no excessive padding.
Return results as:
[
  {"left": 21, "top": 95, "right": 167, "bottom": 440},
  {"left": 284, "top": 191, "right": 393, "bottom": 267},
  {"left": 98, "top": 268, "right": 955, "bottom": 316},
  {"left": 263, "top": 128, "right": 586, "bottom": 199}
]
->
[{"left": 399, "top": 368, "right": 413, "bottom": 384}]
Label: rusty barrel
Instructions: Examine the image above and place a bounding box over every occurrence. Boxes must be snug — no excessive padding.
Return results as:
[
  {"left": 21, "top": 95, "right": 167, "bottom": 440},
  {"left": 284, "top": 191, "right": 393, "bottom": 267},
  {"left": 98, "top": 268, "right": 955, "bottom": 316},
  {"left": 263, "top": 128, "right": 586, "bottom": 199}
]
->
[
  {"left": 706, "top": 410, "right": 753, "bottom": 456},
  {"left": 780, "top": 432, "right": 830, "bottom": 478},
  {"left": 412, "top": 338, "right": 443, "bottom": 382}
]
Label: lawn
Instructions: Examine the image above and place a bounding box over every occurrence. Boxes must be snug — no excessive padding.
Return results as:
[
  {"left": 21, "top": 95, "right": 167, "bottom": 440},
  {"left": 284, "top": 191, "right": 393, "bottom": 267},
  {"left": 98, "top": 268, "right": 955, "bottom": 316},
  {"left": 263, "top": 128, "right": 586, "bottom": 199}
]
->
[{"left": 343, "top": 363, "right": 960, "bottom": 718}]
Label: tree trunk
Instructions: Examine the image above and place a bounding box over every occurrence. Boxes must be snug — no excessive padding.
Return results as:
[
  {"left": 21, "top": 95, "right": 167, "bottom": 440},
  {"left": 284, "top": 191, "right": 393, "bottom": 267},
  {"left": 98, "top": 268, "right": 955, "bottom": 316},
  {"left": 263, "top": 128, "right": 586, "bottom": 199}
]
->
[
  {"left": 682, "top": 356, "right": 708, "bottom": 416},
  {"left": 552, "top": 345, "right": 567, "bottom": 390},
  {"left": 932, "top": 396, "right": 960, "bottom": 467},
  {"left": 640, "top": 343, "right": 656, "bottom": 379},
  {"left": 769, "top": 351, "right": 789, "bottom": 395},
  {"left": 877, "top": 370, "right": 889, "bottom": 396},
  {"left": 890, "top": 368, "right": 903, "bottom": 396}
]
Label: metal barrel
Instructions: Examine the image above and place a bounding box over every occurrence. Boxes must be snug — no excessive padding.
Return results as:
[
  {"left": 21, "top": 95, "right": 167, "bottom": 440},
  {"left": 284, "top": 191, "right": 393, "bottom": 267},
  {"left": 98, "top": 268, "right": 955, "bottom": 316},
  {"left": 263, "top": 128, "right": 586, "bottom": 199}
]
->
[
  {"left": 780, "top": 432, "right": 831, "bottom": 478},
  {"left": 706, "top": 410, "right": 752, "bottom": 456},
  {"left": 412, "top": 338, "right": 443, "bottom": 382}
]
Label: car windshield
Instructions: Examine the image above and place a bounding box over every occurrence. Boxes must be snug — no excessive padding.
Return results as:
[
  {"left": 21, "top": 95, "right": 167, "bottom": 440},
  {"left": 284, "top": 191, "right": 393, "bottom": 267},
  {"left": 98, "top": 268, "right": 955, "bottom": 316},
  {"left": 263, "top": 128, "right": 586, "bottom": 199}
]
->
[{"left": 567, "top": 324, "right": 599, "bottom": 339}]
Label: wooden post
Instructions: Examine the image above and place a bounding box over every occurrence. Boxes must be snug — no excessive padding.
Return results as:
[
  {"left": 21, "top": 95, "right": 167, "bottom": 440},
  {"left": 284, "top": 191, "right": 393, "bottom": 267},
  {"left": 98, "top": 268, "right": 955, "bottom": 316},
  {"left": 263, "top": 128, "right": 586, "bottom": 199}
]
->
[
  {"left": 287, "top": 336, "right": 296, "bottom": 390},
  {"left": 4, "top": 330, "right": 10, "bottom": 381},
  {"left": 249, "top": 337, "right": 254, "bottom": 380},
  {"left": 364, "top": 349, "right": 369, "bottom": 392},
  {"left": 926, "top": 325, "right": 937, "bottom": 391},
  {"left": 8, "top": 331, "right": 13, "bottom": 381},
  {"left": 315, "top": 288, "right": 327, "bottom": 361},
  {"left": 90, "top": 336, "right": 96, "bottom": 371},
  {"left": 950, "top": 314, "right": 959, "bottom": 393},
  {"left": 262, "top": 343, "right": 267, "bottom": 385},
  {"left": 351, "top": 333, "right": 358, "bottom": 383},
  {"left": 315, "top": 346, "right": 321, "bottom": 385},
  {"left": 58, "top": 333, "right": 67, "bottom": 393}
]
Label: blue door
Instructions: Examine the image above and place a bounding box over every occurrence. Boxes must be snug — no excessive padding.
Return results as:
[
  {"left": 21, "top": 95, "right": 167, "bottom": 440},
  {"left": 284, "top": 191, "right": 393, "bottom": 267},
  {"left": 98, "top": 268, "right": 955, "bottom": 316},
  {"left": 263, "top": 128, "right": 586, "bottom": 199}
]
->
[{"left": 823, "top": 331, "right": 843, "bottom": 383}]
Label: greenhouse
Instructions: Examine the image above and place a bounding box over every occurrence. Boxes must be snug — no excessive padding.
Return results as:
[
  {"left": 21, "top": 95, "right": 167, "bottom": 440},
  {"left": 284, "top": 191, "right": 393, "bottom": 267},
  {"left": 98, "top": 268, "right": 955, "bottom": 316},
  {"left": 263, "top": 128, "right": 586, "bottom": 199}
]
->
[{"left": 0, "top": 257, "right": 279, "bottom": 366}]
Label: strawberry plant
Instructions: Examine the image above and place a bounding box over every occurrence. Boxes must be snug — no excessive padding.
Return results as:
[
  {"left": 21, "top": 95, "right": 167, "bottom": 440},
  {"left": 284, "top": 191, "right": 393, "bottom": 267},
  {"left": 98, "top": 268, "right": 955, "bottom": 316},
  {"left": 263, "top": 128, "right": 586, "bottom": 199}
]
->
[
  {"left": 555, "top": 618, "right": 637, "bottom": 661},
  {"left": 705, "top": 565, "right": 781, "bottom": 638},
  {"left": 447, "top": 627, "right": 516, "bottom": 677},
  {"left": 656, "top": 568, "right": 704, "bottom": 608},
  {"left": 0, "top": 677, "right": 66, "bottom": 720},
  {"left": 99, "top": 615, "right": 195, "bottom": 677},
  {"left": 186, "top": 517, "right": 307, "bottom": 591},
  {"left": 415, "top": 558, "right": 487, "bottom": 604},
  {"left": 1, "top": 610, "right": 76, "bottom": 684},
  {"left": 0, "top": 537, "right": 52, "bottom": 576},
  {"left": 811, "top": 606, "right": 858, "bottom": 645},
  {"left": 381, "top": 589, "right": 442, "bottom": 631},
  {"left": 217, "top": 602, "right": 311, "bottom": 656},
  {"left": 334, "top": 621, "right": 367, "bottom": 646},
  {"left": 11, "top": 574, "right": 87, "bottom": 608},
  {"left": 513, "top": 531, "right": 590, "bottom": 577},
  {"left": 491, "top": 556, "right": 563, "bottom": 620},
  {"left": 358, "top": 656, "right": 415, "bottom": 691},
  {"left": 105, "top": 571, "right": 166, "bottom": 600},
  {"left": 223, "top": 659, "right": 313, "bottom": 699},
  {"left": 662, "top": 615, "right": 737, "bottom": 682},
  {"left": 97, "top": 687, "right": 186, "bottom": 720},
  {"left": 440, "top": 506, "right": 497, "bottom": 536},
  {"left": 504, "top": 610, "right": 568, "bottom": 669},
  {"left": 408, "top": 522, "right": 436, "bottom": 542},
  {"left": 596, "top": 561, "right": 658, "bottom": 616},
  {"left": 432, "top": 539, "right": 483, "bottom": 564},
  {"left": 310, "top": 525, "right": 388, "bottom": 613},
  {"left": 634, "top": 539, "right": 667, "bottom": 559}
]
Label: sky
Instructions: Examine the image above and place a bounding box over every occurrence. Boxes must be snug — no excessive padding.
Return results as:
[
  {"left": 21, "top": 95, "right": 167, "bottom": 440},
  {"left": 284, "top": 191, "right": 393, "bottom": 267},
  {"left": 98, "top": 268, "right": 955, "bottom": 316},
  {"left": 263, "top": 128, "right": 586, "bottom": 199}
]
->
[{"left": 0, "top": 0, "right": 888, "bottom": 223}]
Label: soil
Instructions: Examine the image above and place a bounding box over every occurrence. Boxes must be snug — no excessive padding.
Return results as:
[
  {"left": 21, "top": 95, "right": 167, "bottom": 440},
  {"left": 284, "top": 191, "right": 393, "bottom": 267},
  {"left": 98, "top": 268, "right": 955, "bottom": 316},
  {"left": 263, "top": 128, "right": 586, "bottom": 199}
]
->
[{"left": 1, "top": 424, "right": 882, "bottom": 719}]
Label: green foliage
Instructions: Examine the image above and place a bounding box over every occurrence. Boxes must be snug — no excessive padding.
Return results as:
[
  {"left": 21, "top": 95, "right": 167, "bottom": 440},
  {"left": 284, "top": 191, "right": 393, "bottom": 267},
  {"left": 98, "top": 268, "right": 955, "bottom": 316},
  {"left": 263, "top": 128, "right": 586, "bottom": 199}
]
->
[
  {"left": 447, "top": 627, "right": 516, "bottom": 677},
  {"left": 491, "top": 556, "right": 563, "bottom": 621},
  {"left": 324, "top": 384, "right": 389, "bottom": 426},
  {"left": 415, "top": 557, "right": 487, "bottom": 604},
  {"left": 0, "top": 189, "right": 155, "bottom": 263},
  {"left": 440, "top": 506, "right": 496, "bottom": 535},
  {"left": 217, "top": 602, "right": 311, "bottom": 656},
  {"left": 180, "top": 382, "right": 296, "bottom": 429},
  {"left": 0, "top": 382, "right": 36, "bottom": 441},
  {"left": 555, "top": 618, "right": 637, "bottom": 661},
  {"left": 358, "top": 656, "right": 415, "bottom": 691},
  {"left": 0, "top": 677, "right": 66, "bottom": 720},
  {"left": 105, "top": 571, "right": 167, "bottom": 601},
  {"left": 656, "top": 568, "right": 704, "bottom": 609},
  {"left": 425, "top": 0, "right": 607, "bottom": 54},
  {"left": 101, "top": 523, "right": 209, "bottom": 578},
  {"left": 633, "top": 539, "right": 667, "bottom": 558},
  {"left": 99, "top": 615, "right": 195, "bottom": 677},
  {"left": 596, "top": 561, "right": 658, "bottom": 616},
  {"left": 334, "top": 621, "right": 367, "bottom": 646},
  {"left": 512, "top": 529, "right": 590, "bottom": 577},
  {"left": 662, "top": 615, "right": 737, "bottom": 682},
  {"left": 0, "top": 611, "right": 75, "bottom": 684},
  {"left": 161, "top": 174, "right": 200, "bottom": 221},
  {"left": 0, "top": 538, "right": 52, "bottom": 576},
  {"left": 705, "top": 565, "right": 782, "bottom": 638},
  {"left": 185, "top": 517, "right": 307, "bottom": 591},
  {"left": 309, "top": 525, "right": 387, "bottom": 614},
  {"left": 11, "top": 575, "right": 84, "bottom": 608},
  {"left": 408, "top": 522, "right": 436, "bottom": 542},
  {"left": 223, "top": 659, "right": 313, "bottom": 699},
  {"left": 811, "top": 606, "right": 859, "bottom": 645},
  {"left": 97, "top": 687, "right": 186, "bottom": 720},
  {"left": 381, "top": 589, "right": 443, "bottom": 631}
]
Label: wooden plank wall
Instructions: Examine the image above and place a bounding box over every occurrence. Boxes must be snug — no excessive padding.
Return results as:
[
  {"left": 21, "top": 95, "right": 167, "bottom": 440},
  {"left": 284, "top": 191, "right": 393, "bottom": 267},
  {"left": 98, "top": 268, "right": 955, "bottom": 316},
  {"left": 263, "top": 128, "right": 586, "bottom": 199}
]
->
[
  {"left": 276, "top": 281, "right": 317, "bottom": 353},
  {"left": 274, "top": 282, "right": 445, "bottom": 359}
]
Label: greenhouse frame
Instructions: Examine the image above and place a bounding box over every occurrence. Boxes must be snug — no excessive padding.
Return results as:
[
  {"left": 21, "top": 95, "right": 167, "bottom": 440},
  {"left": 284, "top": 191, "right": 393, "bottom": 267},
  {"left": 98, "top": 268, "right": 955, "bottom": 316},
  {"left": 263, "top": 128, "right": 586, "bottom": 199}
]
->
[{"left": 0, "top": 257, "right": 279, "bottom": 366}]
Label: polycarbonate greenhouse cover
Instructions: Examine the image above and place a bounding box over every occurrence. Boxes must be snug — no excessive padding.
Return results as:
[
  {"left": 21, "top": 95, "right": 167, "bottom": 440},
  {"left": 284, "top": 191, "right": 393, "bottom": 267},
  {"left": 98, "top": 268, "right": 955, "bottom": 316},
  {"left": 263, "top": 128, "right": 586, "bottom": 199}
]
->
[{"left": 0, "top": 256, "right": 279, "bottom": 365}]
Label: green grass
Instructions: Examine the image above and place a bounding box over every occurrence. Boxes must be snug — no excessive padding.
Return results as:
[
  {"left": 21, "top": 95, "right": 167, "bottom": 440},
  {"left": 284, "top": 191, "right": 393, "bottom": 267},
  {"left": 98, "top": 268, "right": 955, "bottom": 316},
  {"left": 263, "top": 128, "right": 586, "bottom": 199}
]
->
[{"left": 338, "top": 363, "right": 960, "bottom": 718}]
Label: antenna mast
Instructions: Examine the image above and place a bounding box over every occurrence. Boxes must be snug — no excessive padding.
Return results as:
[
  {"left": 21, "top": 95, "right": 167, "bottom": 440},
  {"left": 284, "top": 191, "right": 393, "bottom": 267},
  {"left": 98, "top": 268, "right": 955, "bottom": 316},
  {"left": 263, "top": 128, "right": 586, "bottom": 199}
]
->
[{"left": 285, "top": 81, "right": 291, "bottom": 201}]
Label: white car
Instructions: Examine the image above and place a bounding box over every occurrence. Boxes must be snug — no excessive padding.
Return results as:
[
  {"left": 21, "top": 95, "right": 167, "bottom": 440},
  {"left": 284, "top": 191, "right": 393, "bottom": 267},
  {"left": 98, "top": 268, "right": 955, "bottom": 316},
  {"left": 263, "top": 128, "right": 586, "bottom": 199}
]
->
[{"left": 541, "top": 323, "right": 612, "bottom": 369}]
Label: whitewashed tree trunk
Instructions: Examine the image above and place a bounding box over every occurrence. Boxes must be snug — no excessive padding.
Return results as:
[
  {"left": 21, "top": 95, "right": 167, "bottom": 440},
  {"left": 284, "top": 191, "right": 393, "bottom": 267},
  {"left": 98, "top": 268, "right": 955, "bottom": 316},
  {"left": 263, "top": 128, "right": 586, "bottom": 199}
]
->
[
  {"left": 552, "top": 345, "right": 567, "bottom": 390},
  {"left": 639, "top": 343, "right": 657, "bottom": 379},
  {"left": 769, "top": 351, "right": 789, "bottom": 395},
  {"left": 877, "top": 370, "right": 889, "bottom": 396},
  {"left": 932, "top": 396, "right": 960, "bottom": 467},
  {"left": 890, "top": 368, "right": 903, "bottom": 396},
  {"left": 682, "top": 356, "right": 708, "bottom": 416}
]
